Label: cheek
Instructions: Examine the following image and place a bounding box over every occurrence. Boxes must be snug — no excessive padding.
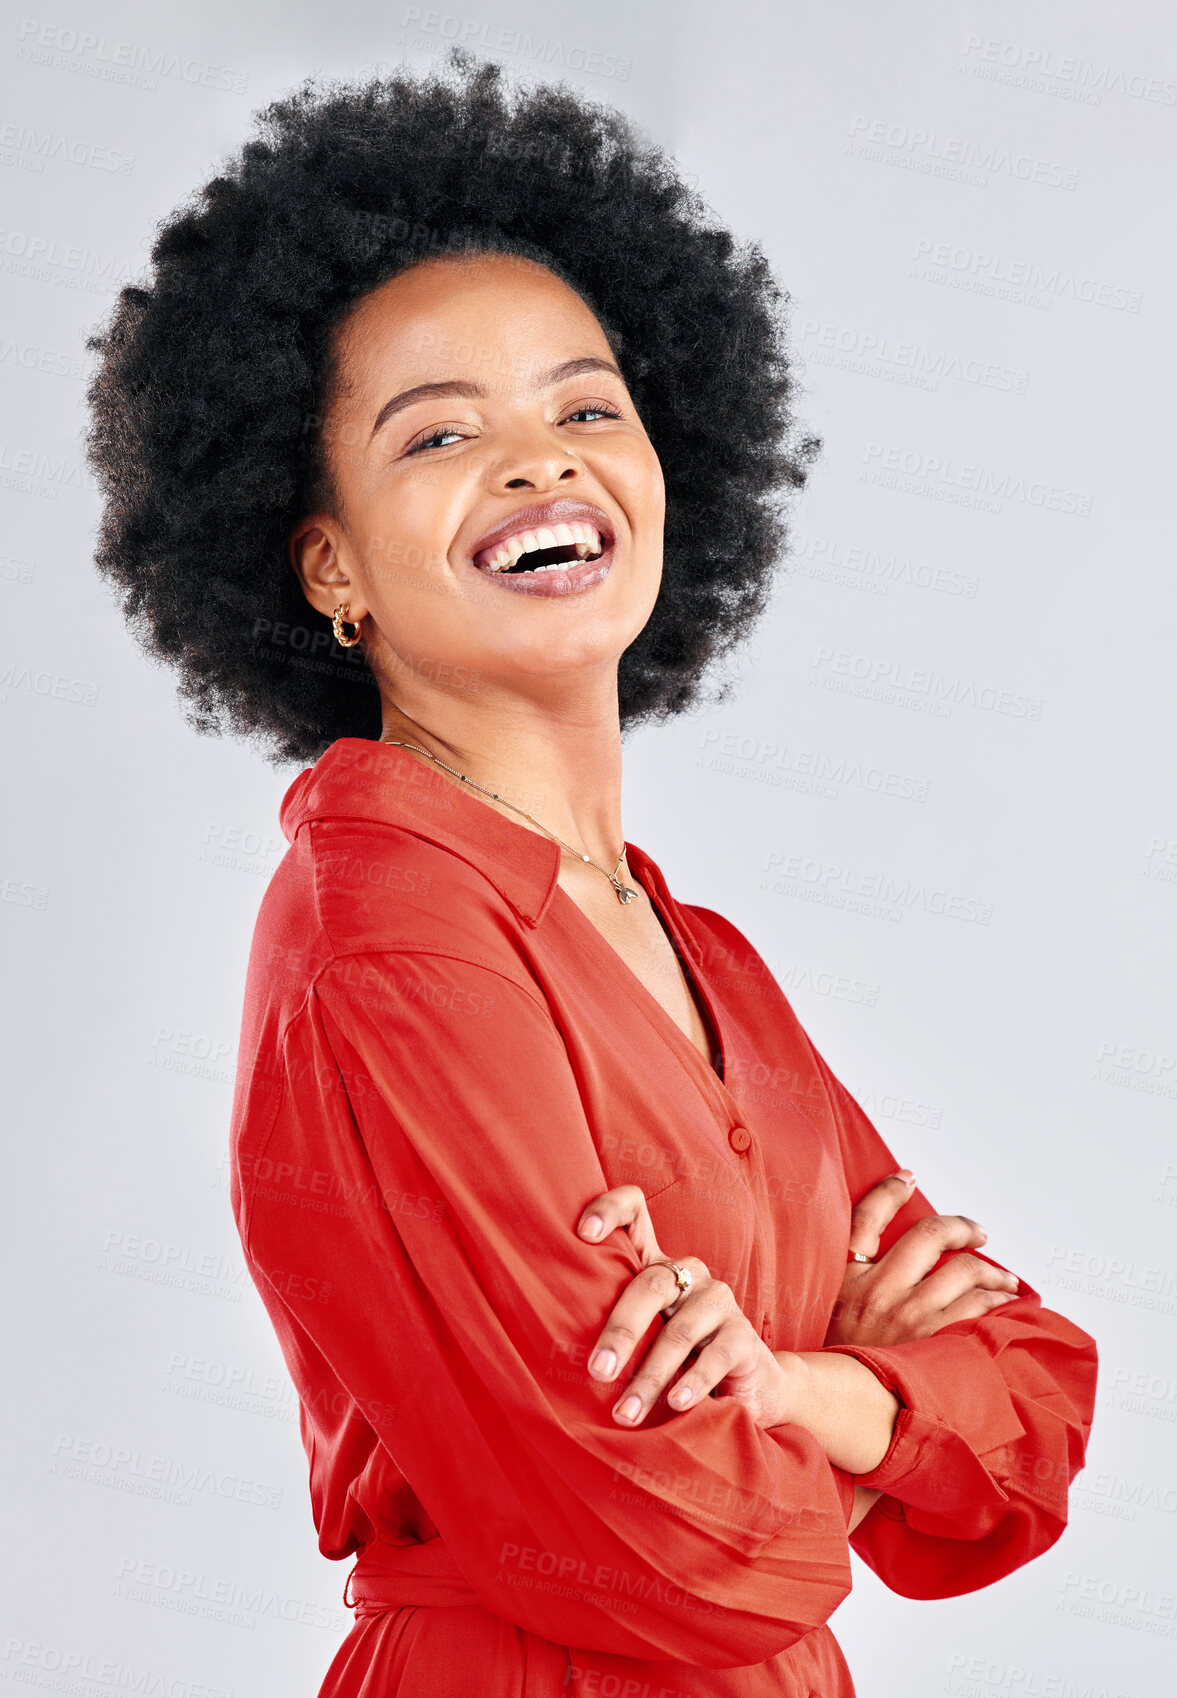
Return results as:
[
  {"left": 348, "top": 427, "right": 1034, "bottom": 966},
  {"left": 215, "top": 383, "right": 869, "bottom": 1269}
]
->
[
  {"left": 604, "top": 439, "right": 664, "bottom": 539},
  {"left": 635, "top": 443, "right": 666, "bottom": 528},
  {"left": 354, "top": 478, "right": 460, "bottom": 592},
  {"left": 363, "top": 532, "right": 437, "bottom": 589}
]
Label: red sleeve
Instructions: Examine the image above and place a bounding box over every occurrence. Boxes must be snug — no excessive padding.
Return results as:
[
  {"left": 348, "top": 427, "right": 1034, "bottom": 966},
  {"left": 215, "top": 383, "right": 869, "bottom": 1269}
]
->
[
  {"left": 237, "top": 949, "right": 857, "bottom": 1668},
  {"left": 812, "top": 1049, "right": 1098, "bottom": 1598}
]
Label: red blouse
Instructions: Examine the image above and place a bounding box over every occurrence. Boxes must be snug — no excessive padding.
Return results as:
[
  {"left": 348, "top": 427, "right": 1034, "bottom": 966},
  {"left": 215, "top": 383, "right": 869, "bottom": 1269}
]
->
[{"left": 228, "top": 737, "right": 1097, "bottom": 1697}]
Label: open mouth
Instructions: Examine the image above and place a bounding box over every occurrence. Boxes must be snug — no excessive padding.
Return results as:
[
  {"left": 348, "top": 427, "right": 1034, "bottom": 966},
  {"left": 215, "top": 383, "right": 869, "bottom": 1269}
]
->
[{"left": 472, "top": 522, "right": 609, "bottom": 576}]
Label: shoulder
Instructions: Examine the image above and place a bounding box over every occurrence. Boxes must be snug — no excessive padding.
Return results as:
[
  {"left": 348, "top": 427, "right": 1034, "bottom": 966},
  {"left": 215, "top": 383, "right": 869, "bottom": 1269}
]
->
[
  {"left": 230, "top": 817, "right": 550, "bottom": 1198},
  {"left": 245, "top": 815, "right": 542, "bottom": 1009},
  {"left": 308, "top": 816, "right": 541, "bottom": 976}
]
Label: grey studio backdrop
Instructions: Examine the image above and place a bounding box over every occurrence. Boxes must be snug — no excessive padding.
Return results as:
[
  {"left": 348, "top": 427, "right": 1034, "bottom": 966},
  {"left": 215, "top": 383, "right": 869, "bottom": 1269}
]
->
[{"left": 2, "top": 1, "right": 1173, "bottom": 1694}]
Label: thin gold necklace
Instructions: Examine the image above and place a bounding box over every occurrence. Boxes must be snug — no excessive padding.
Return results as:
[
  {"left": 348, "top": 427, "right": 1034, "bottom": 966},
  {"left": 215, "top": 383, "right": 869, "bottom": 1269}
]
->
[{"left": 381, "top": 737, "right": 638, "bottom": 905}]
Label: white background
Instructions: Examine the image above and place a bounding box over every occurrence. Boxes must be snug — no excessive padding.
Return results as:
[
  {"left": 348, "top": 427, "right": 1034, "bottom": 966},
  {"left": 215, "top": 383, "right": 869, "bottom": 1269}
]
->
[{"left": 2, "top": 1, "right": 1174, "bottom": 1693}]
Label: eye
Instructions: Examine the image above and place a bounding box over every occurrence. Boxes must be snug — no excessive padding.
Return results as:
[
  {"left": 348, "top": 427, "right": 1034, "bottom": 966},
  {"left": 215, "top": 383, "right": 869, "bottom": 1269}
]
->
[
  {"left": 402, "top": 399, "right": 623, "bottom": 458},
  {"left": 562, "top": 401, "right": 623, "bottom": 424},
  {"left": 405, "top": 424, "right": 470, "bottom": 456}
]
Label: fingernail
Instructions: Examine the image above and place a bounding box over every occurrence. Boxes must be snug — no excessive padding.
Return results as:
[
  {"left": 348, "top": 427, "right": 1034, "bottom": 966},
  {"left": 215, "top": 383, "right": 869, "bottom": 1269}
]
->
[
  {"left": 590, "top": 1348, "right": 617, "bottom": 1379},
  {"left": 615, "top": 1395, "right": 642, "bottom": 1422},
  {"left": 669, "top": 1384, "right": 694, "bottom": 1408},
  {"left": 894, "top": 1170, "right": 915, "bottom": 1185},
  {"left": 580, "top": 1217, "right": 604, "bottom": 1239}
]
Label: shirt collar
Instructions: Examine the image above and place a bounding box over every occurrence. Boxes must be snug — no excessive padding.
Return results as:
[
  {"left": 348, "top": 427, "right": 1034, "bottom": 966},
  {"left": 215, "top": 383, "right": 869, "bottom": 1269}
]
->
[{"left": 279, "top": 736, "right": 678, "bottom": 939}]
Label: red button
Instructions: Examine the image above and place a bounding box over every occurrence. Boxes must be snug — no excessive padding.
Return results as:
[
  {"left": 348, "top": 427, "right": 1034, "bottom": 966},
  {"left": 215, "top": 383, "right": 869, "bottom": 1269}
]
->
[{"left": 728, "top": 1125, "right": 752, "bottom": 1154}]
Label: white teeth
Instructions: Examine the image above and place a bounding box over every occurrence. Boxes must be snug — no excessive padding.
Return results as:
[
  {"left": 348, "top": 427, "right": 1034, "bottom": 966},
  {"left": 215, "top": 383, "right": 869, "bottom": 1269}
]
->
[{"left": 475, "top": 521, "right": 604, "bottom": 571}]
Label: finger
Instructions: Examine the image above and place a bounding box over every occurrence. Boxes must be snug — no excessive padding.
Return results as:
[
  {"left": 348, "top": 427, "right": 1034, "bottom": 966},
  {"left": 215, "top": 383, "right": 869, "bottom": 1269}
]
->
[
  {"left": 665, "top": 1322, "right": 758, "bottom": 1414},
  {"left": 912, "top": 1253, "right": 1020, "bottom": 1313},
  {"left": 576, "top": 1184, "right": 643, "bottom": 1238},
  {"left": 933, "top": 1287, "right": 1022, "bottom": 1329},
  {"left": 847, "top": 1171, "right": 917, "bottom": 1259},
  {"left": 869, "top": 1213, "right": 989, "bottom": 1296},
  {"left": 576, "top": 1184, "right": 663, "bottom": 1263},
  {"left": 602, "top": 1286, "right": 738, "bottom": 1426},
  {"left": 585, "top": 1256, "right": 712, "bottom": 1388}
]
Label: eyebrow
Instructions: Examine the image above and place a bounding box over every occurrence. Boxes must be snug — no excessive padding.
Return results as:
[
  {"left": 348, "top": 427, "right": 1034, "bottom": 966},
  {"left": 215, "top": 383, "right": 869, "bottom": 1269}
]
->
[{"left": 368, "top": 355, "right": 625, "bottom": 442}]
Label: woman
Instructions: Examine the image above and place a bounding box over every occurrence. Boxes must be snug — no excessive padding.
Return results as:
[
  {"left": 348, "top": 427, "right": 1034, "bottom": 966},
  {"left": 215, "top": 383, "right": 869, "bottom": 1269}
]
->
[{"left": 85, "top": 50, "right": 1097, "bottom": 1698}]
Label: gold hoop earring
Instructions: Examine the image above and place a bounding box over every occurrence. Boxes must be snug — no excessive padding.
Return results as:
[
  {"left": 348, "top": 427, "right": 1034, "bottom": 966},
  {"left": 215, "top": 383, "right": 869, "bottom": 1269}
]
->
[{"left": 332, "top": 603, "right": 363, "bottom": 648}]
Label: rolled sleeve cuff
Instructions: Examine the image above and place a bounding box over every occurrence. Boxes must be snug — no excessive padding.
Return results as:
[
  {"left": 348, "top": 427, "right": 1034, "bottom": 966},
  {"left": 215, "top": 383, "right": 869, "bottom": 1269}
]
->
[{"left": 821, "top": 1334, "right": 1027, "bottom": 1535}]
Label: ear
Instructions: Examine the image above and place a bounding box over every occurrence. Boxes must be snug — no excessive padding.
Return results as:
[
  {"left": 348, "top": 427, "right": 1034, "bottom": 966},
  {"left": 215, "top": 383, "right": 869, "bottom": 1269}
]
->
[{"left": 288, "top": 517, "right": 368, "bottom": 623}]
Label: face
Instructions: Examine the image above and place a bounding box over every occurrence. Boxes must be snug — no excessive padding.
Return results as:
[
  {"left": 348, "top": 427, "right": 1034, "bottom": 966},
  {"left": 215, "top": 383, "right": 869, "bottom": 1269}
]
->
[{"left": 289, "top": 252, "right": 666, "bottom": 721}]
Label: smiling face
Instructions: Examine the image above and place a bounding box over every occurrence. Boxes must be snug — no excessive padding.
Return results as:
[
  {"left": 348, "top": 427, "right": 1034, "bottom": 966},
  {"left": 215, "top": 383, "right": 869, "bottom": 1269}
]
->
[{"left": 289, "top": 251, "right": 666, "bottom": 724}]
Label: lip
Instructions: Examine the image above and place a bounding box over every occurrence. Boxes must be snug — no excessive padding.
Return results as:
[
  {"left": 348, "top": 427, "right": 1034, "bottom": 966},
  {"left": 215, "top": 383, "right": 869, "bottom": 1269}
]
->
[
  {"left": 473, "top": 544, "right": 615, "bottom": 598},
  {"left": 465, "top": 497, "right": 617, "bottom": 567}
]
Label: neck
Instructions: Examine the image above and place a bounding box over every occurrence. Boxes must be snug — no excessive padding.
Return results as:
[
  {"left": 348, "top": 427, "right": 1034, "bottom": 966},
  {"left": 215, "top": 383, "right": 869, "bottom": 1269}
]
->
[{"left": 378, "top": 681, "right": 626, "bottom": 868}]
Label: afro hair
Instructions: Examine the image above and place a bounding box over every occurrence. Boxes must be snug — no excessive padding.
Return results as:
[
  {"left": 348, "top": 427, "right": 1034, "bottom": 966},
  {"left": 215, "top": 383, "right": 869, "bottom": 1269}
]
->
[{"left": 84, "top": 47, "right": 819, "bottom": 767}]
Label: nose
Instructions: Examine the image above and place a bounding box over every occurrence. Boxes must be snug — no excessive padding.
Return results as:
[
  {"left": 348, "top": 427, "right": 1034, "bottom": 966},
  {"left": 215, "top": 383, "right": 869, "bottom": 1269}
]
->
[{"left": 491, "top": 438, "right": 582, "bottom": 492}]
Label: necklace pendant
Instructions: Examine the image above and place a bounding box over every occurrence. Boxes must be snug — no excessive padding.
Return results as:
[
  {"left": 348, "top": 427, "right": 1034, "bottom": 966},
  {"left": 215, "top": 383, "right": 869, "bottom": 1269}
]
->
[{"left": 615, "top": 883, "right": 635, "bottom": 905}]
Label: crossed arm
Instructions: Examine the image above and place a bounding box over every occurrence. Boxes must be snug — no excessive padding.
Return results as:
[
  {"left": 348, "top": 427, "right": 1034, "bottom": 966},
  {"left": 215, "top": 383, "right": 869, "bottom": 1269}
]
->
[
  {"left": 571, "top": 1175, "right": 1025, "bottom": 1522},
  {"left": 240, "top": 948, "right": 1098, "bottom": 1647}
]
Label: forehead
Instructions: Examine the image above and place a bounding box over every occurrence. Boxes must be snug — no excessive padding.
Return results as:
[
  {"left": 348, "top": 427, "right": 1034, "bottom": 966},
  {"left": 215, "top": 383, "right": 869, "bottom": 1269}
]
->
[{"left": 332, "top": 253, "right": 612, "bottom": 398}]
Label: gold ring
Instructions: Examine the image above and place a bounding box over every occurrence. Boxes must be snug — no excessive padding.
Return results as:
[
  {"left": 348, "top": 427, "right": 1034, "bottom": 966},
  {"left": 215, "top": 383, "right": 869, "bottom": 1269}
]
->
[
  {"left": 847, "top": 1250, "right": 874, "bottom": 1264},
  {"left": 660, "top": 1260, "right": 693, "bottom": 1315}
]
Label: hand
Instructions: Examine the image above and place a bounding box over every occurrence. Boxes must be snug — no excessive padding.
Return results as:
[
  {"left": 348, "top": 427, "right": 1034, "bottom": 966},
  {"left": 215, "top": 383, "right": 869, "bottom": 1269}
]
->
[
  {"left": 575, "top": 1185, "right": 791, "bottom": 1429},
  {"left": 574, "top": 1186, "right": 901, "bottom": 1487},
  {"left": 825, "top": 1170, "right": 1023, "bottom": 1348}
]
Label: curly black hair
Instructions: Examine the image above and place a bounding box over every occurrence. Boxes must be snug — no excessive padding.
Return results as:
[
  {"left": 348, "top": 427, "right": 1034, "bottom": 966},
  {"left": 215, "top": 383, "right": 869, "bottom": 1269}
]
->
[{"left": 84, "top": 47, "right": 819, "bottom": 768}]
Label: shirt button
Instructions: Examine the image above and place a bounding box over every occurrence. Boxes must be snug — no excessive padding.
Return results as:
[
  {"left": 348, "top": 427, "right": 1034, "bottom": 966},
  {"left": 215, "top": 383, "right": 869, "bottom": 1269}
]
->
[
  {"left": 760, "top": 1316, "right": 774, "bottom": 1345},
  {"left": 728, "top": 1124, "right": 752, "bottom": 1154}
]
